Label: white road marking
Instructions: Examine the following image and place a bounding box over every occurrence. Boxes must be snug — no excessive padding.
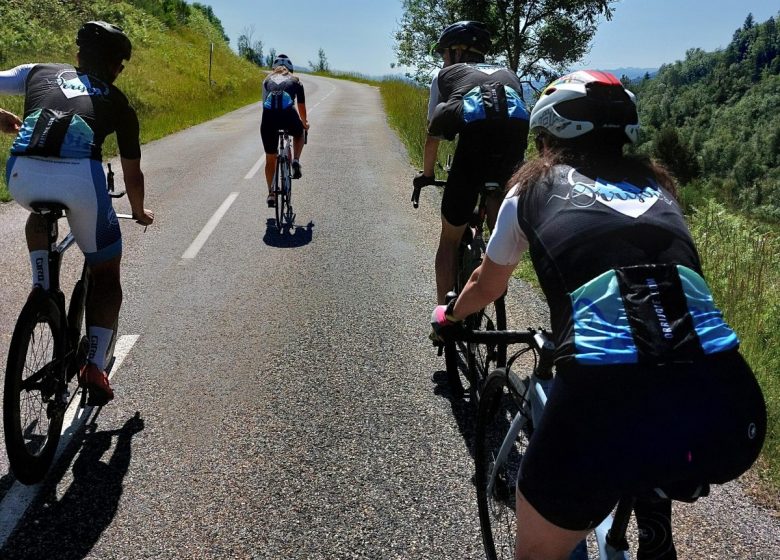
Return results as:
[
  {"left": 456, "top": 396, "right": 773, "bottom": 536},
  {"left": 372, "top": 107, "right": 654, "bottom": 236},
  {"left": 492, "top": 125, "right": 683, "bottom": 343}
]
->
[
  {"left": 181, "top": 192, "right": 240, "bottom": 259},
  {"left": 0, "top": 334, "right": 140, "bottom": 548},
  {"left": 244, "top": 82, "right": 337, "bottom": 180}
]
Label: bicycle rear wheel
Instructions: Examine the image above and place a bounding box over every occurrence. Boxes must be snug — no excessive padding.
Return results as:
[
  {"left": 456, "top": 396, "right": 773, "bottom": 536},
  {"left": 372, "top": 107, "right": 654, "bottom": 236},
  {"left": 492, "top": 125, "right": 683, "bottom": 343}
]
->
[
  {"left": 274, "top": 161, "right": 283, "bottom": 230},
  {"left": 4, "top": 291, "right": 66, "bottom": 484},
  {"left": 281, "top": 171, "right": 293, "bottom": 227},
  {"left": 467, "top": 295, "right": 507, "bottom": 396},
  {"left": 475, "top": 369, "right": 533, "bottom": 560}
]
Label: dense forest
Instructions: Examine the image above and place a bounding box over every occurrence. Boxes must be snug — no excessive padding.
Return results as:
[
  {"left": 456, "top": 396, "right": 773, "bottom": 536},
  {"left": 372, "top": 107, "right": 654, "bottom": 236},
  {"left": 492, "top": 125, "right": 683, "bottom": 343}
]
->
[{"left": 630, "top": 13, "right": 780, "bottom": 221}]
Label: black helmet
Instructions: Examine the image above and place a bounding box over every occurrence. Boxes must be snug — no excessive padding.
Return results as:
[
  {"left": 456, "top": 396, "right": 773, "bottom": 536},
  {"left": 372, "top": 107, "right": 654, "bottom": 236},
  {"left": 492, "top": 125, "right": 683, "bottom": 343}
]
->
[
  {"left": 433, "top": 21, "right": 491, "bottom": 55},
  {"left": 76, "top": 21, "right": 132, "bottom": 62}
]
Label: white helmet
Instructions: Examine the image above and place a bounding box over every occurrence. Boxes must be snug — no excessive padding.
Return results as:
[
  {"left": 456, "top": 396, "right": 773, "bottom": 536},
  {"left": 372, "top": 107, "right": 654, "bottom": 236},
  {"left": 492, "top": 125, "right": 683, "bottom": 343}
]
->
[
  {"left": 272, "top": 54, "right": 294, "bottom": 72},
  {"left": 530, "top": 70, "right": 639, "bottom": 144}
]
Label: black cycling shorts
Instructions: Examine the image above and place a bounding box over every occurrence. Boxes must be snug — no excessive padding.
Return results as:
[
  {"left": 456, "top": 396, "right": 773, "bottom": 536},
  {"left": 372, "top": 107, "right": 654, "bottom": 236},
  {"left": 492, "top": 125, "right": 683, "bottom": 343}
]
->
[
  {"left": 441, "top": 119, "right": 527, "bottom": 226},
  {"left": 260, "top": 107, "right": 304, "bottom": 154},
  {"left": 516, "top": 350, "right": 766, "bottom": 531}
]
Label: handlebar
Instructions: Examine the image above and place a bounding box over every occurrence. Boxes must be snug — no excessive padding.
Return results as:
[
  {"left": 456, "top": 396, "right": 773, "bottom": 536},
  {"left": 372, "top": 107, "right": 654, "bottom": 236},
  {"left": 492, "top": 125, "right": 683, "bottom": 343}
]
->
[{"left": 411, "top": 179, "right": 447, "bottom": 209}]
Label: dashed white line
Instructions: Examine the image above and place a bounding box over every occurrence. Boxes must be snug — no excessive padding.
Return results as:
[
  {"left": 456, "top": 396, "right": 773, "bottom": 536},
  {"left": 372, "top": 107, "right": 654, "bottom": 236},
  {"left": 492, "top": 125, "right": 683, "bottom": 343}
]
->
[
  {"left": 0, "top": 334, "right": 140, "bottom": 548},
  {"left": 181, "top": 192, "right": 240, "bottom": 259}
]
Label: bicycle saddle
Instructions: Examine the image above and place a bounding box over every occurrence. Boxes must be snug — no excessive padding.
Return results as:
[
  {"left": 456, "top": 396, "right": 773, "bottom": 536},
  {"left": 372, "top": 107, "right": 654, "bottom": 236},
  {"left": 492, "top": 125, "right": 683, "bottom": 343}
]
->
[{"left": 30, "top": 201, "right": 68, "bottom": 215}]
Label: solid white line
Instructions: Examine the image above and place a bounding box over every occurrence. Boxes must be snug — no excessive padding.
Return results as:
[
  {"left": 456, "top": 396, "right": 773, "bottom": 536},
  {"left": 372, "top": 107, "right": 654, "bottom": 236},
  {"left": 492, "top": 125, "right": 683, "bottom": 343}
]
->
[
  {"left": 181, "top": 192, "right": 240, "bottom": 259},
  {"left": 243, "top": 83, "right": 337, "bottom": 180},
  {"left": 0, "top": 334, "right": 140, "bottom": 548}
]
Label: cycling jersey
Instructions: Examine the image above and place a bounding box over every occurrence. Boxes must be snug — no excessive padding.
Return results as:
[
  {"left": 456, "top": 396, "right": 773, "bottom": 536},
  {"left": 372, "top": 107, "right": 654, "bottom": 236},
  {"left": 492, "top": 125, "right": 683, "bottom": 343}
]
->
[
  {"left": 1, "top": 64, "right": 140, "bottom": 161},
  {"left": 486, "top": 165, "right": 738, "bottom": 366},
  {"left": 426, "top": 63, "right": 529, "bottom": 226},
  {"left": 262, "top": 73, "right": 305, "bottom": 110},
  {"left": 487, "top": 164, "right": 766, "bottom": 530},
  {"left": 427, "top": 63, "right": 529, "bottom": 139}
]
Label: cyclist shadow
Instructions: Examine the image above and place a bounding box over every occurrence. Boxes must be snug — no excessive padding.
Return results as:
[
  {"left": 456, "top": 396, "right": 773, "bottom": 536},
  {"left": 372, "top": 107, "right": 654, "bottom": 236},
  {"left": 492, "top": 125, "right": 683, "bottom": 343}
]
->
[
  {"left": 0, "top": 411, "right": 144, "bottom": 559},
  {"left": 432, "top": 358, "right": 478, "bottom": 461},
  {"left": 263, "top": 219, "right": 314, "bottom": 248}
]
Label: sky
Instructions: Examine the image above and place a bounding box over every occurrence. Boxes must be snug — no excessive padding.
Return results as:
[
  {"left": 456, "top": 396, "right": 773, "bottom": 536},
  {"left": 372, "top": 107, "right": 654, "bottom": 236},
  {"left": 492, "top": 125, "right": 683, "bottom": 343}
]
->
[{"left": 204, "top": 0, "right": 780, "bottom": 76}]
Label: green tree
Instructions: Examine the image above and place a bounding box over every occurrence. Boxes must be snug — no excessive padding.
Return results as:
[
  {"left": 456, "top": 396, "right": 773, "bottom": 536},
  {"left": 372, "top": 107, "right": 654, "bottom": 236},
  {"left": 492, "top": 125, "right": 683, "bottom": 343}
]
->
[
  {"left": 309, "top": 48, "right": 329, "bottom": 72},
  {"left": 652, "top": 127, "right": 701, "bottom": 185},
  {"left": 394, "top": 0, "right": 615, "bottom": 83}
]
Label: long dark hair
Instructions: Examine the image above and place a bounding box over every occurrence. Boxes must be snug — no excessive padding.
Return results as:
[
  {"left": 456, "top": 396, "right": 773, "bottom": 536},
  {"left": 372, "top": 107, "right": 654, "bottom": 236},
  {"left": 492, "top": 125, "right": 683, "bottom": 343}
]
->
[{"left": 510, "top": 131, "right": 678, "bottom": 198}]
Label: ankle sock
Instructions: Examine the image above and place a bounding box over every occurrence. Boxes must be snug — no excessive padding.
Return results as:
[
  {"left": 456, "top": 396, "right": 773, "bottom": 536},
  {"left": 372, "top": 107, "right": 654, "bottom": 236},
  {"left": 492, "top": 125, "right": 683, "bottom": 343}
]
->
[{"left": 87, "top": 326, "right": 114, "bottom": 371}]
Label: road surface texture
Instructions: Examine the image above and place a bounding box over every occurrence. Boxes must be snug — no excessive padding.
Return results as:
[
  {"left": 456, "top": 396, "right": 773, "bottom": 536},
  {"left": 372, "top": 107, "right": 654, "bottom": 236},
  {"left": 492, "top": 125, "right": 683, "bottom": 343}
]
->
[{"left": 0, "top": 74, "right": 776, "bottom": 558}]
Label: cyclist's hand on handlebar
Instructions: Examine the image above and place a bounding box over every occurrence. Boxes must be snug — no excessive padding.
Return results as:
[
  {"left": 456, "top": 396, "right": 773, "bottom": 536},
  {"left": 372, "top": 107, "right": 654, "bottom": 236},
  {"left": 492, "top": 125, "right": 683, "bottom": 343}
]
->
[
  {"left": 302, "top": 120, "right": 310, "bottom": 130},
  {"left": 430, "top": 303, "right": 460, "bottom": 341},
  {"left": 413, "top": 171, "right": 436, "bottom": 189},
  {"left": 132, "top": 208, "right": 154, "bottom": 226}
]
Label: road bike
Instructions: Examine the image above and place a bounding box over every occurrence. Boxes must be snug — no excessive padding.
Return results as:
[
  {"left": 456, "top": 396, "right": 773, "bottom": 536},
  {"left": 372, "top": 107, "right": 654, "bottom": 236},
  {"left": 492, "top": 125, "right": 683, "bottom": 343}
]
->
[
  {"left": 273, "top": 129, "right": 296, "bottom": 232},
  {"left": 412, "top": 177, "right": 507, "bottom": 399},
  {"left": 452, "top": 325, "right": 709, "bottom": 559},
  {"left": 3, "top": 164, "right": 136, "bottom": 485}
]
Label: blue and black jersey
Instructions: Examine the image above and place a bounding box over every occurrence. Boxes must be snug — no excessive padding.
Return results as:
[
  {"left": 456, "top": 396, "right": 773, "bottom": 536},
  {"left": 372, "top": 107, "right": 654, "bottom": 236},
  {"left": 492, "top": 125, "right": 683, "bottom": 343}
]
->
[
  {"left": 262, "top": 73, "right": 305, "bottom": 111},
  {"left": 8, "top": 63, "right": 140, "bottom": 161},
  {"left": 515, "top": 165, "right": 738, "bottom": 366}
]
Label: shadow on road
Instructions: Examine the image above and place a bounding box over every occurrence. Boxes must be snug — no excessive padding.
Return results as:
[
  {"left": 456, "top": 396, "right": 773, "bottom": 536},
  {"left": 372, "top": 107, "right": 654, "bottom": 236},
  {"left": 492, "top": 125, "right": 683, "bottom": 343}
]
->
[
  {"left": 0, "top": 411, "right": 144, "bottom": 560},
  {"left": 263, "top": 219, "right": 314, "bottom": 248},
  {"left": 431, "top": 358, "right": 478, "bottom": 461}
]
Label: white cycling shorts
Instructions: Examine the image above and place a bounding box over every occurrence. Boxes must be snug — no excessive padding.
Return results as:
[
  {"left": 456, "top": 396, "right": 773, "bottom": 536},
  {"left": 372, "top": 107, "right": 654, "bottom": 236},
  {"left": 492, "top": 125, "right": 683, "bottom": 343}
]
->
[{"left": 6, "top": 155, "right": 122, "bottom": 264}]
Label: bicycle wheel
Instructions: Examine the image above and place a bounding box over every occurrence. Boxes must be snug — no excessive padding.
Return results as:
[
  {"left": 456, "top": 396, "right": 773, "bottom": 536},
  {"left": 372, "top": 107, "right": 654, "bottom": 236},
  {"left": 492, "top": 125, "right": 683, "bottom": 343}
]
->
[
  {"left": 4, "top": 291, "right": 66, "bottom": 485},
  {"left": 66, "top": 267, "right": 89, "bottom": 381},
  {"left": 281, "top": 170, "right": 293, "bottom": 227},
  {"left": 274, "top": 158, "right": 284, "bottom": 230},
  {"left": 467, "top": 295, "right": 507, "bottom": 396},
  {"left": 475, "top": 369, "right": 533, "bottom": 560}
]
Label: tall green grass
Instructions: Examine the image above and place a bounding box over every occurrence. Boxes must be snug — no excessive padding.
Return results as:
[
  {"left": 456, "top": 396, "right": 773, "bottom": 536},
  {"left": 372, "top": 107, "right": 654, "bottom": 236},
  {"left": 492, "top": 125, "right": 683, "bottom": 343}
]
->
[
  {"left": 378, "top": 78, "right": 780, "bottom": 491},
  {"left": 0, "top": 0, "right": 262, "bottom": 201}
]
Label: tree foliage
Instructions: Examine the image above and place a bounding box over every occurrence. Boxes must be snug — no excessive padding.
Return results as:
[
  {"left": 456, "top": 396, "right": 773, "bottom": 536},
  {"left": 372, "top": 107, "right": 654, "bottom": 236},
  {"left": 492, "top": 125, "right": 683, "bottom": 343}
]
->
[
  {"left": 309, "top": 48, "right": 329, "bottom": 72},
  {"left": 631, "top": 12, "right": 780, "bottom": 220},
  {"left": 394, "top": 0, "right": 615, "bottom": 83}
]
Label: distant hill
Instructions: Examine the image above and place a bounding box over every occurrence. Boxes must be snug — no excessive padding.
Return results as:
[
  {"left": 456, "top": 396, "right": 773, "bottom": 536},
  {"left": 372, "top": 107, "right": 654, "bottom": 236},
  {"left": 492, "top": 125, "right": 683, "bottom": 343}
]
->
[
  {"left": 577, "top": 67, "right": 658, "bottom": 80},
  {"left": 631, "top": 12, "right": 780, "bottom": 220}
]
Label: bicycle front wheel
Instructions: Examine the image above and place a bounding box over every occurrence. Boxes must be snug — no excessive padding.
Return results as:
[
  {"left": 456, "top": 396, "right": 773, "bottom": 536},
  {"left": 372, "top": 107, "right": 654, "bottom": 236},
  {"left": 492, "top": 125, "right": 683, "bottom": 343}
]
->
[
  {"left": 475, "top": 369, "right": 533, "bottom": 560},
  {"left": 467, "top": 295, "right": 507, "bottom": 396},
  {"left": 4, "top": 291, "right": 66, "bottom": 485}
]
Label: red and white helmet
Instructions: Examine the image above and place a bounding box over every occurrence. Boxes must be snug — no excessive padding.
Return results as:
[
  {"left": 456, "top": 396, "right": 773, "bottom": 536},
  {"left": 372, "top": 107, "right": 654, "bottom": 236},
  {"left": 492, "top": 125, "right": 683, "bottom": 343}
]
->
[{"left": 529, "top": 70, "right": 639, "bottom": 144}]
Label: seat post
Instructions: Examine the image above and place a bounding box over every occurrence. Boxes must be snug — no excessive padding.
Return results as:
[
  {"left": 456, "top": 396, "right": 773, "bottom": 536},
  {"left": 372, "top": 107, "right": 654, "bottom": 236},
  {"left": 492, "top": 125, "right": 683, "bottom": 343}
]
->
[{"left": 44, "top": 213, "right": 62, "bottom": 294}]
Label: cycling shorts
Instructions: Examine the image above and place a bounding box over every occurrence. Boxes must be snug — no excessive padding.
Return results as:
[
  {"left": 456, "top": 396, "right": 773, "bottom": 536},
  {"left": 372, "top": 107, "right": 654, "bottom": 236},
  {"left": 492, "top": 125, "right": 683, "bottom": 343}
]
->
[
  {"left": 260, "top": 108, "right": 304, "bottom": 154},
  {"left": 442, "top": 120, "right": 526, "bottom": 226},
  {"left": 6, "top": 155, "right": 122, "bottom": 265},
  {"left": 516, "top": 350, "right": 766, "bottom": 531}
]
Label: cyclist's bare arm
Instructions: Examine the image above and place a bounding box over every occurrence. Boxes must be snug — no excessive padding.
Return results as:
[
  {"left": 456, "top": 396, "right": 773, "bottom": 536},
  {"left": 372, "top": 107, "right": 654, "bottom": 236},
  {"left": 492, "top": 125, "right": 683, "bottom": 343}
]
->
[
  {"left": 297, "top": 102, "right": 309, "bottom": 129},
  {"left": 422, "top": 135, "right": 439, "bottom": 177},
  {"left": 120, "top": 156, "right": 154, "bottom": 225},
  {"left": 450, "top": 255, "right": 514, "bottom": 320}
]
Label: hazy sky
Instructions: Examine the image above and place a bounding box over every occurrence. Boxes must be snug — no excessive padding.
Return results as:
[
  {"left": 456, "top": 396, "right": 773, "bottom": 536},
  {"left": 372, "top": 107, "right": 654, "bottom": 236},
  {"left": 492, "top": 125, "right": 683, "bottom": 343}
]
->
[{"left": 206, "top": 0, "right": 780, "bottom": 75}]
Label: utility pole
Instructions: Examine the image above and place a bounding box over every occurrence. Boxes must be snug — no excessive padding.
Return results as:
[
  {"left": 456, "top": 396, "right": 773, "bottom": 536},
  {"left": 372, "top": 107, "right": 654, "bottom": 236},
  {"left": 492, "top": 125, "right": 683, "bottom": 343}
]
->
[{"left": 208, "top": 42, "right": 214, "bottom": 87}]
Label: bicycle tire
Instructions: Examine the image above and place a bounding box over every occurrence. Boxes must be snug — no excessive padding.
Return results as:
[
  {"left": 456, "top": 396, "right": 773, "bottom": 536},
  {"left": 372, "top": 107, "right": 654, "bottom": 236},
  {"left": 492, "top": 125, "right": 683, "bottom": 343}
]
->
[
  {"left": 66, "top": 269, "right": 89, "bottom": 381},
  {"left": 467, "top": 295, "right": 507, "bottom": 397},
  {"left": 3, "top": 291, "right": 66, "bottom": 485},
  {"left": 274, "top": 157, "right": 284, "bottom": 230},
  {"left": 475, "top": 369, "right": 533, "bottom": 560},
  {"left": 282, "top": 170, "right": 293, "bottom": 227}
]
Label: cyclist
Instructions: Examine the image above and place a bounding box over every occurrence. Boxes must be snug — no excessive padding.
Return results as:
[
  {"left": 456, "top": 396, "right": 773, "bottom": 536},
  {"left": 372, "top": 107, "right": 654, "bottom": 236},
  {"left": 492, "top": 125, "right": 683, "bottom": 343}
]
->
[
  {"left": 261, "top": 54, "right": 308, "bottom": 208},
  {"left": 1, "top": 21, "right": 154, "bottom": 405},
  {"left": 0, "top": 108, "right": 21, "bottom": 133},
  {"left": 432, "top": 71, "right": 767, "bottom": 560},
  {"left": 414, "top": 21, "right": 529, "bottom": 305}
]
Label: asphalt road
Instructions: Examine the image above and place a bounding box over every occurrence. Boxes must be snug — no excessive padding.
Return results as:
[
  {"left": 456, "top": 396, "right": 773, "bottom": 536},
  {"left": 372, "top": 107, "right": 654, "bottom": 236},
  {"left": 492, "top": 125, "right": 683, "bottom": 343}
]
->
[{"left": 0, "top": 74, "right": 777, "bottom": 559}]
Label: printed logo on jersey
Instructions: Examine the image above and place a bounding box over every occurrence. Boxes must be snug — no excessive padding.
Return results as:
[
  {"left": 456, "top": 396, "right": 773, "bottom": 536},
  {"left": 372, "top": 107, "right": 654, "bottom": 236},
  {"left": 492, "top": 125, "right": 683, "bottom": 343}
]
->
[
  {"left": 57, "top": 70, "right": 110, "bottom": 99},
  {"left": 547, "top": 168, "right": 675, "bottom": 218}
]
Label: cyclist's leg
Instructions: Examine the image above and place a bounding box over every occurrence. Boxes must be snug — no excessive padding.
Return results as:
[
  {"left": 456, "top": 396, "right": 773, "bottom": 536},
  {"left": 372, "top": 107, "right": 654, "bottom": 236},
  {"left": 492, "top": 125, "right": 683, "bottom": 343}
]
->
[
  {"left": 7, "top": 156, "right": 58, "bottom": 289},
  {"left": 66, "top": 161, "right": 122, "bottom": 379},
  {"left": 260, "top": 111, "right": 280, "bottom": 203},
  {"left": 515, "top": 492, "right": 589, "bottom": 560},
  {"left": 288, "top": 110, "right": 305, "bottom": 178},
  {"left": 437, "top": 164, "right": 478, "bottom": 303}
]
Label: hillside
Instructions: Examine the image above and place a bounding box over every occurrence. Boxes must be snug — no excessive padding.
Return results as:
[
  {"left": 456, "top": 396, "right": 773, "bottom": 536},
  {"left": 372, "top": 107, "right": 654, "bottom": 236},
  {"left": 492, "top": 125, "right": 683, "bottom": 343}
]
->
[
  {"left": 0, "top": 0, "right": 263, "bottom": 200},
  {"left": 631, "top": 12, "right": 780, "bottom": 220}
]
